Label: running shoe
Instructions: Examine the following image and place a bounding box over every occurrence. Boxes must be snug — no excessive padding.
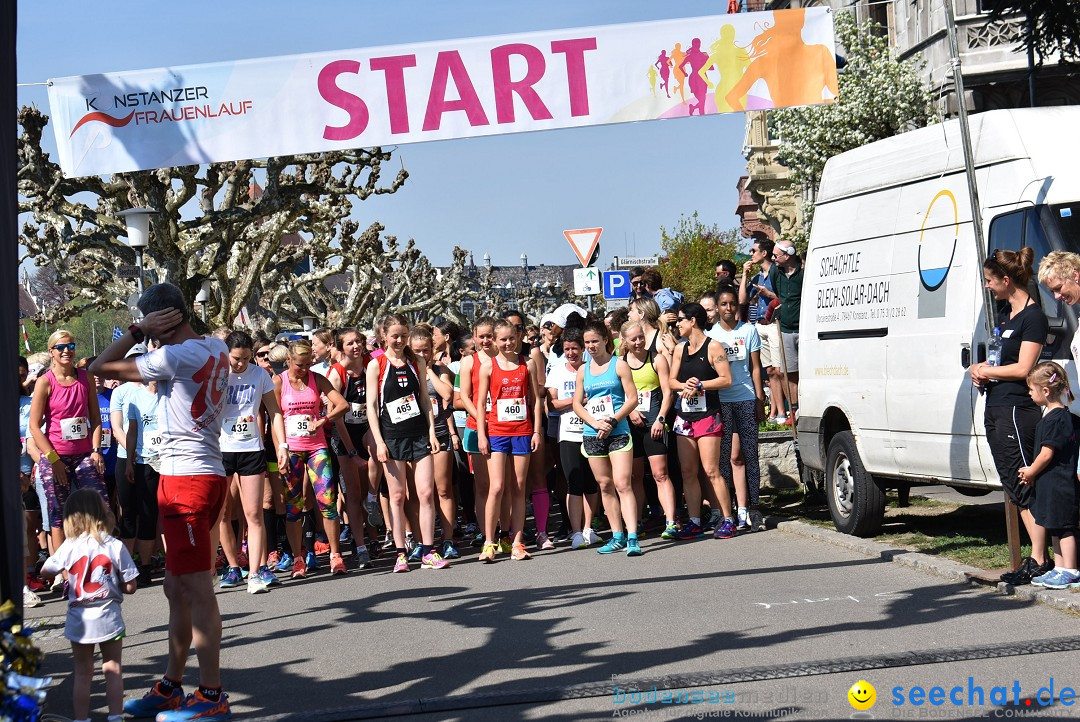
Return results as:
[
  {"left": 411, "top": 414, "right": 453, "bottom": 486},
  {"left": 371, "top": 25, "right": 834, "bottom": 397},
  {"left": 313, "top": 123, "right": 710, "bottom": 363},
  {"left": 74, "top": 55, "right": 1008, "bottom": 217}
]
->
[
  {"left": 498, "top": 537, "right": 513, "bottom": 555},
  {"left": 407, "top": 544, "right": 424, "bottom": 562},
  {"left": 675, "top": 521, "right": 705, "bottom": 540},
  {"left": 774, "top": 415, "right": 788, "bottom": 425},
  {"left": 123, "top": 684, "right": 185, "bottom": 717},
  {"left": 354, "top": 546, "right": 371, "bottom": 570},
  {"left": 626, "top": 538, "right": 643, "bottom": 557},
  {"left": 441, "top": 540, "right": 460, "bottom": 559},
  {"left": 660, "top": 522, "right": 679, "bottom": 540},
  {"left": 570, "top": 532, "right": 588, "bottom": 549},
  {"left": 246, "top": 575, "right": 269, "bottom": 594},
  {"left": 290, "top": 556, "right": 307, "bottom": 579},
  {"left": 266, "top": 551, "right": 281, "bottom": 569},
  {"left": 479, "top": 542, "right": 497, "bottom": 563},
  {"left": 749, "top": 509, "right": 765, "bottom": 532},
  {"left": 511, "top": 543, "right": 532, "bottom": 561},
  {"left": 367, "top": 539, "right": 384, "bottom": 560},
  {"left": 138, "top": 565, "right": 154, "bottom": 587},
  {"left": 218, "top": 568, "right": 243, "bottom": 589},
  {"left": 1033, "top": 568, "right": 1080, "bottom": 589},
  {"left": 714, "top": 518, "right": 736, "bottom": 540},
  {"left": 339, "top": 524, "right": 353, "bottom": 544},
  {"left": 330, "top": 553, "right": 346, "bottom": 575},
  {"left": 25, "top": 573, "right": 45, "bottom": 592},
  {"left": 313, "top": 540, "right": 331, "bottom": 556},
  {"left": 393, "top": 552, "right": 410, "bottom": 573},
  {"left": 257, "top": 567, "right": 280, "bottom": 587},
  {"left": 583, "top": 529, "right": 602, "bottom": 546},
  {"left": 597, "top": 535, "right": 628, "bottom": 554},
  {"left": 462, "top": 522, "right": 480, "bottom": 539},
  {"left": 470, "top": 530, "right": 485, "bottom": 548},
  {"left": 304, "top": 551, "right": 321, "bottom": 572},
  {"left": 421, "top": 551, "right": 450, "bottom": 570},
  {"left": 381, "top": 534, "right": 396, "bottom": 551},
  {"left": 703, "top": 509, "right": 722, "bottom": 532},
  {"left": 273, "top": 553, "right": 293, "bottom": 573},
  {"left": 365, "top": 496, "right": 384, "bottom": 528},
  {"left": 736, "top": 508, "right": 750, "bottom": 532},
  {"left": 405, "top": 533, "right": 416, "bottom": 553},
  {"left": 553, "top": 523, "right": 571, "bottom": 543},
  {"left": 155, "top": 690, "right": 231, "bottom": 721},
  {"left": 1001, "top": 557, "right": 1052, "bottom": 586},
  {"left": 537, "top": 533, "right": 555, "bottom": 551},
  {"left": 23, "top": 586, "right": 42, "bottom": 608}
]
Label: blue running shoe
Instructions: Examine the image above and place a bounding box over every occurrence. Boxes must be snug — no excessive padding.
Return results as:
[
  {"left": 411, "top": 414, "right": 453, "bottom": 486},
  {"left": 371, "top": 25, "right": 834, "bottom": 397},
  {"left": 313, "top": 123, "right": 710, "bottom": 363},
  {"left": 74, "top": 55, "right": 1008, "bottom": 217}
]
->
[
  {"left": 407, "top": 543, "right": 424, "bottom": 562},
  {"left": 714, "top": 518, "right": 737, "bottom": 539},
  {"left": 339, "top": 524, "right": 353, "bottom": 543},
  {"left": 304, "top": 551, "right": 320, "bottom": 572},
  {"left": 274, "top": 553, "right": 293, "bottom": 573},
  {"left": 155, "top": 690, "right": 231, "bottom": 721},
  {"left": 675, "top": 521, "right": 705, "bottom": 540},
  {"left": 660, "top": 522, "right": 678, "bottom": 540},
  {"left": 1035, "top": 568, "right": 1080, "bottom": 589},
  {"left": 626, "top": 538, "right": 643, "bottom": 557},
  {"left": 441, "top": 540, "right": 460, "bottom": 559},
  {"left": 218, "top": 568, "right": 243, "bottom": 589},
  {"left": 123, "top": 684, "right": 184, "bottom": 717},
  {"left": 257, "top": 567, "right": 280, "bottom": 587},
  {"left": 597, "top": 535, "right": 628, "bottom": 554}
]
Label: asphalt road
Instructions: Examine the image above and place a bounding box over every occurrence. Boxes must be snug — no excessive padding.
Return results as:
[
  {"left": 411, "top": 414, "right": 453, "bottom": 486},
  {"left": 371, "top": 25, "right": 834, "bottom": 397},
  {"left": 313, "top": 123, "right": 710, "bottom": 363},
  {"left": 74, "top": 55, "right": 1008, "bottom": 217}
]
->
[{"left": 24, "top": 521, "right": 1080, "bottom": 721}]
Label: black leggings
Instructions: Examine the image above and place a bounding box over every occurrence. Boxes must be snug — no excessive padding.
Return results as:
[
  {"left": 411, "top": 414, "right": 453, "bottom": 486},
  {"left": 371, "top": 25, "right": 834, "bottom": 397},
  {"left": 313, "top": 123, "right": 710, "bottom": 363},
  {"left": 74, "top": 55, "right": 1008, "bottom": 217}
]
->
[
  {"left": 117, "top": 460, "right": 160, "bottom": 541},
  {"left": 719, "top": 400, "right": 761, "bottom": 505},
  {"left": 560, "top": 441, "right": 598, "bottom": 496}
]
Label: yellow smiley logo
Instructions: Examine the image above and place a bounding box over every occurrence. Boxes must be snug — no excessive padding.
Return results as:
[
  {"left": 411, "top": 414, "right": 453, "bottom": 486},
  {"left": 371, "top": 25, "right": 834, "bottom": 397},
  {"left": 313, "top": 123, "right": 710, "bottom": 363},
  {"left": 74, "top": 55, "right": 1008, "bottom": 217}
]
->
[{"left": 848, "top": 680, "right": 876, "bottom": 711}]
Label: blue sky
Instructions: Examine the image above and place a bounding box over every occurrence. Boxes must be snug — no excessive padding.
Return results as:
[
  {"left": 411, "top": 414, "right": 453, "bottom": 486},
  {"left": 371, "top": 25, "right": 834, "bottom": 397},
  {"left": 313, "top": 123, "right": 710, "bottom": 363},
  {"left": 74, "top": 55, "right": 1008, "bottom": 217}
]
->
[{"left": 17, "top": 0, "right": 753, "bottom": 268}]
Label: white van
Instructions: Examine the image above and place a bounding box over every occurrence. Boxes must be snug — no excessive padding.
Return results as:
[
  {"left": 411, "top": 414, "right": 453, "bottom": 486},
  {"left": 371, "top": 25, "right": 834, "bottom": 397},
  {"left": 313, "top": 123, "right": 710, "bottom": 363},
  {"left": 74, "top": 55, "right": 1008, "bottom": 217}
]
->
[{"left": 798, "top": 107, "right": 1080, "bottom": 536}]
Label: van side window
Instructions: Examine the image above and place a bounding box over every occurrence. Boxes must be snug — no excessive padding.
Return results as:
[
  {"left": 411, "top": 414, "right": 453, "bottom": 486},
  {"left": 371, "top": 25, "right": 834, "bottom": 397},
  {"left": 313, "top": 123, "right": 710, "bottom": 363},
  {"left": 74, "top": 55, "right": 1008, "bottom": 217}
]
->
[{"left": 988, "top": 206, "right": 1075, "bottom": 360}]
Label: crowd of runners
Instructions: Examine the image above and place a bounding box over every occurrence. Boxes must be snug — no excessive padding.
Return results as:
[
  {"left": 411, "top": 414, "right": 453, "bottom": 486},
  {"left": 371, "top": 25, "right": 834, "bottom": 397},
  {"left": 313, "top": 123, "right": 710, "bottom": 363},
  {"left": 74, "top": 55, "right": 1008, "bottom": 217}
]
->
[{"left": 18, "top": 259, "right": 793, "bottom": 720}]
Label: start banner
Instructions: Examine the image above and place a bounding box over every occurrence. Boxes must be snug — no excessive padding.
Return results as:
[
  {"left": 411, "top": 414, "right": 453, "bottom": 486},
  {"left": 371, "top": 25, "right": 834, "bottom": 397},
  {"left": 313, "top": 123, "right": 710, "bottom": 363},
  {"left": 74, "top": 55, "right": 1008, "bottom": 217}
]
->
[{"left": 47, "top": 8, "right": 837, "bottom": 177}]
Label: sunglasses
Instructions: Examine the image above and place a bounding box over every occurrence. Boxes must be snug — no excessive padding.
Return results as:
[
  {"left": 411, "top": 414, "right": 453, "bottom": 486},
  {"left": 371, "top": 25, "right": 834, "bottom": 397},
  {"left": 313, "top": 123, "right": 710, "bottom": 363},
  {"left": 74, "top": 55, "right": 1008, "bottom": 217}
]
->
[
  {"left": 256, "top": 351, "right": 269, "bottom": 359},
  {"left": 631, "top": 280, "right": 645, "bottom": 287},
  {"left": 53, "top": 343, "right": 77, "bottom": 352}
]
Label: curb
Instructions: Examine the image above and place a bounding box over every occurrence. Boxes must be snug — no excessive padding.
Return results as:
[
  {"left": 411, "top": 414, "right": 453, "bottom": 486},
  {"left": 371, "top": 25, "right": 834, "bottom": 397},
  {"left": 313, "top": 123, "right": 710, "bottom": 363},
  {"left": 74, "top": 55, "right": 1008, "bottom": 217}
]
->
[{"left": 773, "top": 518, "right": 1080, "bottom": 615}]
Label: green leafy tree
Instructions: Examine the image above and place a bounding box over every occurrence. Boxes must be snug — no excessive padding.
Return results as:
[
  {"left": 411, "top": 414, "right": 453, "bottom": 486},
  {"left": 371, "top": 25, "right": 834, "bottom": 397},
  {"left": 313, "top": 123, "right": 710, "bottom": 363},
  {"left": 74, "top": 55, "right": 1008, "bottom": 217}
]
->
[
  {"left": 771, "top": 12, "right": 939, "bottom": 246},
  {"left": 985, "top": 0, "right": 1080, "bottom": 62},
  {"left": 656, "top": 212, "right": 743, "bottom": 300}
]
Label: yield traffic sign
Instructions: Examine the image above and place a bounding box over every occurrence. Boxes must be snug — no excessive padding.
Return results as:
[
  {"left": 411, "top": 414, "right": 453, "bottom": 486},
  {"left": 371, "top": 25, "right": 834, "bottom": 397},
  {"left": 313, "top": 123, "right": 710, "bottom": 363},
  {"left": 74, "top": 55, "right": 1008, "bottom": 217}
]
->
[{"left": 564, "top": 227, "right": 603, "bottom": 267}]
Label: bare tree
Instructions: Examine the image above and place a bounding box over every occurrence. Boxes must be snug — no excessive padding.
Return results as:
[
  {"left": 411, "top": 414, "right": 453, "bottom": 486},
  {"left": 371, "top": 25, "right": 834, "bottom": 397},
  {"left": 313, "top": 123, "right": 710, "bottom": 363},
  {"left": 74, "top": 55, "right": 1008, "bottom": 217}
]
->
[
  {"left": 17, "top": 105, "right": 421, "bottom": 330},
  {"left": 28, "top": 264, "right": 69, "bottom": 309}
]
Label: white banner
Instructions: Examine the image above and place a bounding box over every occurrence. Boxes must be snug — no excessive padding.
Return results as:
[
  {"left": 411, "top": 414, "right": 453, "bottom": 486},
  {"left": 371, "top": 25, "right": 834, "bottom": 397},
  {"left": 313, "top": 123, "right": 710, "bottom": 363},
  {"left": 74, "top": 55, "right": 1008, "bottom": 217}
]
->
[{"left": 47, "top": 8, "right": 837, "bottom": 177}]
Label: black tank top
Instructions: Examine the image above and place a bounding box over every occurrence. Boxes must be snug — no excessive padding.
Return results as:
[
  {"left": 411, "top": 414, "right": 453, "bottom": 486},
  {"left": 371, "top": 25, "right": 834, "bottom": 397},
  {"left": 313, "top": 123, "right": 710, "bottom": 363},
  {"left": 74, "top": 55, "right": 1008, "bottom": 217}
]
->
[
  {"left": 676, "top": 338, "right": 720, "bottom": 421},
  {"left": 378, "top": 357, "right": 429, "bottom": 439}
]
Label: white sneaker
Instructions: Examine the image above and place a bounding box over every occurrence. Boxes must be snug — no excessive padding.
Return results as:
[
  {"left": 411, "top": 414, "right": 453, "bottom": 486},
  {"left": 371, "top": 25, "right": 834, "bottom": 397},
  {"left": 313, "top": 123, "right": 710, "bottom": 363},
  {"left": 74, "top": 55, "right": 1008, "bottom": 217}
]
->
[
  {"left": 570, "top": 532, "right": 588, "bottom": 550},
  {"left": 774, "top": 415, "right": 788, "bottom": 425},
  {"left": 737, "top": 507, "right": 750, "bottom": 531},
  {"left": 584, "top": 529, "right": 602, "bottom": 546},
  {"left": 247, "top": 577, "right": 269, "bottom": 595},
  {"left": 537, "top": 532, "right": 555, "bottom": 550},
  {"left": 23, "top": 586, "right": 42, "bottom": 608}
]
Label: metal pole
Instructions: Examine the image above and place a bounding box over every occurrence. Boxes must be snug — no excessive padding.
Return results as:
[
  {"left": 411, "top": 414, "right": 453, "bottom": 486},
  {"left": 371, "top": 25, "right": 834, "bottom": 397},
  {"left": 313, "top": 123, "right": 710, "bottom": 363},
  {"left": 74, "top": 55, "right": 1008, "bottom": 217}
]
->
[
  {"left": 944, "top": 0, "right": 993, "bottom": 339},
  {"left": 135, "top": 247, "right": 145, "bottom": 295},
  {"left": 92, "top": 320, "right": 97, "bottom": 355},
  {"left": 1026, "top": 14, "right": 1036, "bottom": 108}
]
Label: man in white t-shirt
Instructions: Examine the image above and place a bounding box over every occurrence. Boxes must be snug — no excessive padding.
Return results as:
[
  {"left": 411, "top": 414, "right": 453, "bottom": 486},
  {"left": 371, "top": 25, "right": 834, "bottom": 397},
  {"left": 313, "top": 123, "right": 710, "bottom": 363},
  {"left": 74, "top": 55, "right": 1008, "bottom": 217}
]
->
[{"left": 90, "top": 282, "right": 232, "bottom": 721}]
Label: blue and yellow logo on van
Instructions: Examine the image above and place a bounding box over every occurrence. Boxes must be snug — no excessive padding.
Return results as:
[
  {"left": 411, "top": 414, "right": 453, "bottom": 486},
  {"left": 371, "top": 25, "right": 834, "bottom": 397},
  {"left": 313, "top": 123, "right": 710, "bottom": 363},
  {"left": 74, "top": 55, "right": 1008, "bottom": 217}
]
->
[{"left": 917, "top": 190, "right": 959, "bottom": 291}]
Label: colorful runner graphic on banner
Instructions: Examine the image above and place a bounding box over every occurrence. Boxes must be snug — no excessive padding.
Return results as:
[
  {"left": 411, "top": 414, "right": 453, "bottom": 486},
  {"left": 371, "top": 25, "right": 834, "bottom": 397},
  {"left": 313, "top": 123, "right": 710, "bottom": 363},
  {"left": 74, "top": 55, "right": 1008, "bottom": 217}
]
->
[{"left": 47, "top": 8, "right": 837, "bottom": 177}]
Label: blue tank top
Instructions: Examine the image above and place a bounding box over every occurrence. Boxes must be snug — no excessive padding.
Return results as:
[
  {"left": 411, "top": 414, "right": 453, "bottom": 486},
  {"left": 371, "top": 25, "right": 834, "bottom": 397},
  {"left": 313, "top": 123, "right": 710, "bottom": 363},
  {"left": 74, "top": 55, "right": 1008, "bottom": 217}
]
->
[{"left": 581, "top": 356, "right": 630, "bottom": 438}]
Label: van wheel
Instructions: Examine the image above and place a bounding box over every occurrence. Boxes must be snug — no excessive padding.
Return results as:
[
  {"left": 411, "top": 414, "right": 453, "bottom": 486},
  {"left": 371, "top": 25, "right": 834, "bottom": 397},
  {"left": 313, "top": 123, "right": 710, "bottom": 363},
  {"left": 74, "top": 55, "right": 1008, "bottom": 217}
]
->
[{"left": 826, "top": 431, "right": 885, "bottom": 537}]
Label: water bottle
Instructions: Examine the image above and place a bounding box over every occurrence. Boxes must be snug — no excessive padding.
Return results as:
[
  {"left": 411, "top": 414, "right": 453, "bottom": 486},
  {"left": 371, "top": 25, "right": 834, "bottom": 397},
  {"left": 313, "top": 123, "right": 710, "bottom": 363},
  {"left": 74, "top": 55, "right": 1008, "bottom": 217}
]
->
[{"left": 987, "top": 327, "right": 1002, "bottom": 367}]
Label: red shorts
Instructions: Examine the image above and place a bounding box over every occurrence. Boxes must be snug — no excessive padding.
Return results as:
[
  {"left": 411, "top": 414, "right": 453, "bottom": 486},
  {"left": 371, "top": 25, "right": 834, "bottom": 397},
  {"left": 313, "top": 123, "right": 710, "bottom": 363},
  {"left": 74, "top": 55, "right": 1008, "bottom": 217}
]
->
[{"left": 158, "top": 474, "right": 227, "bottom": 576}]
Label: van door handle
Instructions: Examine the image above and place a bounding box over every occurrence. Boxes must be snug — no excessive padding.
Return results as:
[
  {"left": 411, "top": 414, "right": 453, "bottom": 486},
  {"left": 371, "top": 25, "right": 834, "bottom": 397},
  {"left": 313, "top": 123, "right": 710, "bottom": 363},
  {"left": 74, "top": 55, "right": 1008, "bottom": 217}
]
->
[{"left": 961, "top": 346, "right": 971, "bottom": 367}]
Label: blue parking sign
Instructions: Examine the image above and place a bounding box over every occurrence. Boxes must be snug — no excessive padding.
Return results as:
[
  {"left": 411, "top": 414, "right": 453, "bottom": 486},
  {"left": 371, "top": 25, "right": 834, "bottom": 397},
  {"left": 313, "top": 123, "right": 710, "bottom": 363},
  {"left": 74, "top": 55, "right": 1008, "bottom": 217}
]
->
[{"left": 603, "top": 270, "right": 631, "bottom": 300}]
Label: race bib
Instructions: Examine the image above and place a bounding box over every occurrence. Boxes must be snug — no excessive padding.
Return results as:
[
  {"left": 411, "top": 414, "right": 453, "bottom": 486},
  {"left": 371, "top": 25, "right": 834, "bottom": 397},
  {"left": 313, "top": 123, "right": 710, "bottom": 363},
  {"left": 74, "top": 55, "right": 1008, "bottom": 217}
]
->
[
  {"left": 680, "top": 390, "right": 705, "bottom": 413},
  {"left": 101, "top": 428, "right": 112, "bottom": 449},
  {"left": 345, "top": 402, "right": 367, "bottom": 425},
  {"left": 497, "top": 397, "right": 527, "bottom": 422},
  {"left": 387, "top": 394, "right": 421, "bottom": 424},
  {"left": 145, "top": 430, "right": 164, "bottom": 455},
  {"left": 431, "top": 398, "right": 440, "bottom": 416},
  {"left": 587, "top": 394, "right": 614, "bottom": 421},
  {"left": 224, "top": 416, "right": 256, "bottom": 441},
  {"left": 61, "top": 416, "right": 88, "bottom": 441},
  {"left": 724, "top": 339, "right": 747, "bottom": 362},
  {"left": 485, "top": 394, "right": 493, "bottom": 413},
  {"left": 287, "top": 414, "right": 313, "bottom": 437},
  {"left": 560, "top": 412, "right": 585, "bottom": 439},
  {"left": 637, "top": 390, "right": 653, "bottom": 410}
]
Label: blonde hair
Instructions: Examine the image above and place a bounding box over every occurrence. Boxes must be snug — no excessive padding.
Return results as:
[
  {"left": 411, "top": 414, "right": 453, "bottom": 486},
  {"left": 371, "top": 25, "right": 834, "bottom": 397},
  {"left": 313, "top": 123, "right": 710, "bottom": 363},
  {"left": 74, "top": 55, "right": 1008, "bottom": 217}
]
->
[
  {"left": 267, "top": 344, "right": 289, "bottom": 365},
  {"left": 47, "top": 329, "right": 74, "bottom": 349},
  {"left": 1037, "top": 251, "right": 1080, "bottom": 286},
  {"left": 618, "top": 320, "right": 645, "bottom": 357},
  {"left": 1028, "top": 361, "right": 1075, "bottom": 403},
  {"left": 287, "top": 339, "right": 313, "bottom": 359},
  {"left": 630, "top": 297, "right": 669, "bottom": 337},
  {"left": 63, "top": 489, "right": 112, "bottom": 544}
]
